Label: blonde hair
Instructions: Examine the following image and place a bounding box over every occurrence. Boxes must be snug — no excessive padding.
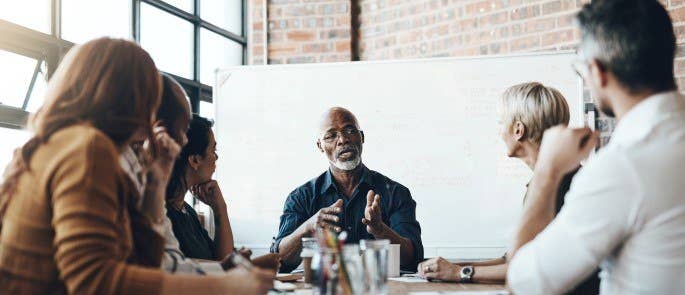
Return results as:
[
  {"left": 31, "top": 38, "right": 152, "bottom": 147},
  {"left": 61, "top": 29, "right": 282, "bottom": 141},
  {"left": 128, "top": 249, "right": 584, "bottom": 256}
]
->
[{"left": 499, "top": 82, "right": 570, "bottom": 145}]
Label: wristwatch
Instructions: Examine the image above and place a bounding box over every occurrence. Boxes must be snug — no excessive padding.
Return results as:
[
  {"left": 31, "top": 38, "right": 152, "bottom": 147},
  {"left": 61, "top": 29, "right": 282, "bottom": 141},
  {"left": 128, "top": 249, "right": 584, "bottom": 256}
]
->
[{"left": 459, "top": 265, "right": 474, "bottom": 283}]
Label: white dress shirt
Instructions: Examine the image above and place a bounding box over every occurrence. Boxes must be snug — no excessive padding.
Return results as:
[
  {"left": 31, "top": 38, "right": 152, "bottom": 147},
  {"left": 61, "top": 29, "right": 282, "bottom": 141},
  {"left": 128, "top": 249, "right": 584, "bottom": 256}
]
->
[{"left": 508, "top": 91, "right": 685, "bottom": 294}]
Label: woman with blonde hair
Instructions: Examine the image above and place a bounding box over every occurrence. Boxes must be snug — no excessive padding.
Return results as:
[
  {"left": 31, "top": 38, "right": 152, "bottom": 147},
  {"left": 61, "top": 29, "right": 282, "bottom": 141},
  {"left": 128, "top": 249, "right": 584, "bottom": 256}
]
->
[
  {"left": 0, "top": 38, "right": 272, "bottom": 294},
  {"left": 418, "top": 82, "right": 599, "bottom": 294}
]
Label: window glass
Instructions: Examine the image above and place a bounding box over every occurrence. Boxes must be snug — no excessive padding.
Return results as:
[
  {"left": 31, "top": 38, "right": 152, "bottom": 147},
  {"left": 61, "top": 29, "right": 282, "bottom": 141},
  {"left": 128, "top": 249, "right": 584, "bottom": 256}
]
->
[
  {"left": 163, "top": 0, "right": 193, "bottom": 13},
  {"left": 0, "top": 0, "right": 50, "bottom": 33},
  {"left": 200, "top": 28, "right": 242, "bottom": 85},
  {"left": 0, "top": 128, "right": 31, "bottom": 175},
  {"left": 62, "top": 0, "right": 131, "bottom": 44},
  {"left": 200, "top": 0, "right": 242, "bottom": 34},
  {"left": 200, "top": 100, "right": 214, "bottom": 121},
  {"left": 0, "top": 50, "right": 44, "bottom": 110},
  {"left": 140, "top": 3, "right": 194, "bottom": 79}
]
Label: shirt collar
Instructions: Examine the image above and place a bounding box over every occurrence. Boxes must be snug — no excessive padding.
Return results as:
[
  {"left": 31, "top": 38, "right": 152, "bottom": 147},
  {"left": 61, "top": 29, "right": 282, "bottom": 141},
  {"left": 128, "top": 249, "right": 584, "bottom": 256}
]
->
[
  {"left": 322, "top": 164, "right": 372, "bottom": 194},
  {"left": 608, "top": 91, "right": 685, "bottom": 147}
]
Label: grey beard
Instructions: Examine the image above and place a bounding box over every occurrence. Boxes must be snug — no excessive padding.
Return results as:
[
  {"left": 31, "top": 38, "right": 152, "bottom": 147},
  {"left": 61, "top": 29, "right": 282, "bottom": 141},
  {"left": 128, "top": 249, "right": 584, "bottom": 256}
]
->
[{"left": 331, "top": 155, "right": 362, "bottom": 171}]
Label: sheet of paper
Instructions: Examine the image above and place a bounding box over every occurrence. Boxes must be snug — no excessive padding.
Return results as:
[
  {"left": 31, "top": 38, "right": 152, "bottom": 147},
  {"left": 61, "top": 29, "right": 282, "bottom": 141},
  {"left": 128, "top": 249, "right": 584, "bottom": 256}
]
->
[{"left": 389, "top": 275, "right": 429, "bottom": 283}]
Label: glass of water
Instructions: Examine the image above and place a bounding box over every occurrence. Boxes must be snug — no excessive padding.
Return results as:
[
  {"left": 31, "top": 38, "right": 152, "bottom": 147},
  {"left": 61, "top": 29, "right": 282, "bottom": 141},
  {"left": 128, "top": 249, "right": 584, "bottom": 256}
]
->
[{"left": 360, "top": 239, "right": 390, "bottom": 295}]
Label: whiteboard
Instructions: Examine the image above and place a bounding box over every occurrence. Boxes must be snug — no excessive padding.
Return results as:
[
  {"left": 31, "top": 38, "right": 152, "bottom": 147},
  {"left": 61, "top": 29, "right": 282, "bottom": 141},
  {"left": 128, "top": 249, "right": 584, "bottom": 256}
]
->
[{"left": 214, "top": 52, "right": 583, "bottom": 258}]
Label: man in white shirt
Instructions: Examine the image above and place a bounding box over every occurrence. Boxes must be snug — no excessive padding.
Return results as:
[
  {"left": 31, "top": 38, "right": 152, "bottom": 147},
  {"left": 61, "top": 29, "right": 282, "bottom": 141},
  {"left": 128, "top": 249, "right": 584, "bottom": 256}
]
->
[{"left": 507, "top": 0, "right": 685, "bottom": 294}]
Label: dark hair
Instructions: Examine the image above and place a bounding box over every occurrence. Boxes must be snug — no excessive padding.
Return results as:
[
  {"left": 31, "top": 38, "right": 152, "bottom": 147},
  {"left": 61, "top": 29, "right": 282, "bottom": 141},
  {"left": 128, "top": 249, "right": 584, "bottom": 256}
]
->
[
  {"left": 166, "top": 115, "right": 214, "bottom": 200},
  {"left": 158, "top": 73, "right": 191, "bottom": 144},
  {"left": 576, "top": 0, "right": 676, "bottom": 93}
]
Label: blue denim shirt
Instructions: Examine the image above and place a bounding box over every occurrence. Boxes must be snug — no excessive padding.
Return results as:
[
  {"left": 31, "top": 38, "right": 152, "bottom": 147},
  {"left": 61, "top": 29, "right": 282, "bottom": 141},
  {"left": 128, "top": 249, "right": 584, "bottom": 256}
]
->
[{"left": 271, "top": 165, "right": 423, "bottom": 272}]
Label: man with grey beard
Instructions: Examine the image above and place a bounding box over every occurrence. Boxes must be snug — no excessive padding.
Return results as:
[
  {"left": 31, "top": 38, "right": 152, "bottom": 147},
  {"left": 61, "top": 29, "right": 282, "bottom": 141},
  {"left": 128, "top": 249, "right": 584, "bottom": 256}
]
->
[{"left": 270, "top": 107, "right": 423, "bottom": 273}]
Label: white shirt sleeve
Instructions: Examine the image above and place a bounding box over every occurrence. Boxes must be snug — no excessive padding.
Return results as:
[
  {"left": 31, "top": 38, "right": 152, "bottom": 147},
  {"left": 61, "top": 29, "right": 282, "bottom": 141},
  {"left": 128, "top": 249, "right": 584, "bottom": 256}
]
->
[{"left": 508, "top": 152, "right": 641, "bottom": 294}]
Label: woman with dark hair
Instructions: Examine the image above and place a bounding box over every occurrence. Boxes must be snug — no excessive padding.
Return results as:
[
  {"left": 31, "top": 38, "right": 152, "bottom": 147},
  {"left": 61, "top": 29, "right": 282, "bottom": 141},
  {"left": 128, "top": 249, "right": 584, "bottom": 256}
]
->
[
  {"left": 165, "top": 115, "right": 233, "bottom": 260},
  {"left": 0, "top": 38, "right": 272, "bottom": 294}
]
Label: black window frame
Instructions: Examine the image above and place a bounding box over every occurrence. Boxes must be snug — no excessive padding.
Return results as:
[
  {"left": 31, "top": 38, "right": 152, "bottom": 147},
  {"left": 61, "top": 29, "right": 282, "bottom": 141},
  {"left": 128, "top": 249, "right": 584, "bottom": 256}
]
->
[
  {"left": 0, "top": 0, "right": 246, "bottom": 129},
  {"left": 135, "top": 0, "right": 248, "bottom": 114}
]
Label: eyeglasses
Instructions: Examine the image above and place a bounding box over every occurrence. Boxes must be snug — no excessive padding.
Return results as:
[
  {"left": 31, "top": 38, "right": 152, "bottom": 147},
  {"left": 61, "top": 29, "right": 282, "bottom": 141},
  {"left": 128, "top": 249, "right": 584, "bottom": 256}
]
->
[{"left": 321, "top": 127, "right": 362, "bottom": 143}]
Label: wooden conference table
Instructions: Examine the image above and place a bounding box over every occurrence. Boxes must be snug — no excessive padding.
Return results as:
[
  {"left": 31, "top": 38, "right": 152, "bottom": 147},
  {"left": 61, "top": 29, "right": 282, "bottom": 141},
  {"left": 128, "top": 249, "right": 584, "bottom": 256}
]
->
[{"left": 290, "top": 280, "right": 507, "bottom": 294}]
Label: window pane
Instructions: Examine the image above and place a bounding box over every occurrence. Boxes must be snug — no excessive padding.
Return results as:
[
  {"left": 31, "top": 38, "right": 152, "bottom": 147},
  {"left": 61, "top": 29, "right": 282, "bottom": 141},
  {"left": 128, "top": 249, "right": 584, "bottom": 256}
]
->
[
  {"left": 62, "top": 0, "right": 131, "bottom": 44},
  {"left": 201, "top": 0, "right": 242, "bottom": 34},
  {"left": 0, "top": 50, "right": 40, "bottom": 109},
  {"left": 0, "top": 128, "right": 31, "bottom": 175},
  {"left": 200, "top": 101, "right": 214, "bottom": 121},
  {"left": 140, "top": 3, "right": 193, "bottom": 79},
  {"left": 0, "top": 0, "right": 50, "bottom": 33},
  {"left": 200, "top": 29, "right": 242, "bottom": 85},
  {"left": 163, "top": 0, "right": 193, "bottom": 13}
]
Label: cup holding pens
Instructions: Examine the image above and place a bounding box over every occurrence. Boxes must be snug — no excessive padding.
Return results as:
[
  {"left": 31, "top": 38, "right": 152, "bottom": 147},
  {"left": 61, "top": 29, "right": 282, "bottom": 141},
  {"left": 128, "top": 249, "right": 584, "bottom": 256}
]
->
[{"left": 311, "top": 244, "right": 365, "bottom": 295}]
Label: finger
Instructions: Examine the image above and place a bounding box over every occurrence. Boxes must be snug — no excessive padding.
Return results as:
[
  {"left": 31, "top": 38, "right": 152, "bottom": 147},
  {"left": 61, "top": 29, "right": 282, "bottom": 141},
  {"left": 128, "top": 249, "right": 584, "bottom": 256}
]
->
[
  {"left": 321, "top": 207, "right": 341, "bottom": 214},
  {"left": 579, "top": 130, "right": 600, "bottom": 154},
  {"left": 203, "top": 183, "right": 211, "bottom": 196},
  {"left": 361, "top": 218, "right": 369, "bottom": 225},
  {"left": 332, "top": 199, "right": 343, "bottom": 208},
  {"left": 317, "top": 221, "right": 340, "bottom": 232},
  {"left": 424, "top": 272, "right": 439, "bottom": 279},
  {"left": 318, "top": 213, "right": 339, "bottom": 223},
  {"left": 366, "top": 190, "right": 375, "bottom": 206}
]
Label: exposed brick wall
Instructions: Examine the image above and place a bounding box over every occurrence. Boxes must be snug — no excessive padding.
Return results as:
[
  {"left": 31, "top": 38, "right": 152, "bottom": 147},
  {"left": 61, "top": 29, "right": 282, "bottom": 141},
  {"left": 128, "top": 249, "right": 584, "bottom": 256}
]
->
[
  {"left": 256, "top": 0, "right": 352, "bottom": 64},
  {"left": 358, "top": 0, "right": 585, "bottom": 60},
  {"left": 249, "top": 0, "right": 685, "bottom": 84},
  {"left": 248, "top": 0, "right": 267, "bottom": 65}
]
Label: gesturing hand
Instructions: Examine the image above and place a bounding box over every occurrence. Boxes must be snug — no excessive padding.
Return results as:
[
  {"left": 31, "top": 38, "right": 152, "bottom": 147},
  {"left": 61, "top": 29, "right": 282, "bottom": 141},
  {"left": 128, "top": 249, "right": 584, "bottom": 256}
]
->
[
  {"left": 305, "top": 199, "right": 343, "bottom": 233},
  {"left": 190, "top": 180, "right": 226, "bottom": 210},
  {"left": 536, "top": 126, "right": 599, "bottom": 176},
  {"left": 361, "top": 190, "right": 385, "bottom": 236}
]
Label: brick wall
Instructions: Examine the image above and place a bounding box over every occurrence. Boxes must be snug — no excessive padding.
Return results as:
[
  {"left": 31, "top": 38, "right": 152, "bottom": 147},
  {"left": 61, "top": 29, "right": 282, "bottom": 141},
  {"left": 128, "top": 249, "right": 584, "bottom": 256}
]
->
[
  {"left": 358, "top": 0, "right": 585, "bottom": 60},
  {"left": 249, "top": 0, "right": 685, "bottom": 85},
  {"left": 250, "top": 0, "right": 352, "bottom": 64}
]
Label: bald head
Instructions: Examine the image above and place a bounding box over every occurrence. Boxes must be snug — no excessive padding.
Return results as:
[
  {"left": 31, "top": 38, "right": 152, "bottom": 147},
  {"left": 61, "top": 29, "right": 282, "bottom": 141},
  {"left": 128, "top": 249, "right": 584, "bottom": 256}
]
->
[{"left": 319, "top": 107, "right": 360, "bottom": 134}]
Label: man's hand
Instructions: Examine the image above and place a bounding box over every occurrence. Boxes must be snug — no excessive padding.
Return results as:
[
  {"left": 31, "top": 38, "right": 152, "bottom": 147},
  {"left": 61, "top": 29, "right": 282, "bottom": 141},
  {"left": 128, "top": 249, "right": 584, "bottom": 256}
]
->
[
  {"left": 304, "top": 199, "right": 343, "bottom": 233},
  {"left": 418, "top": 257, "right": 460, "bottom": 282},
  {"left": 536, "top": 126, "right": 599, "bottom": 176},
  {"left": 190, "top": 180, "right": 226, "bottom": 210},
  {"left": 361, "top": 190, "right": 386, "bottom": 236}
]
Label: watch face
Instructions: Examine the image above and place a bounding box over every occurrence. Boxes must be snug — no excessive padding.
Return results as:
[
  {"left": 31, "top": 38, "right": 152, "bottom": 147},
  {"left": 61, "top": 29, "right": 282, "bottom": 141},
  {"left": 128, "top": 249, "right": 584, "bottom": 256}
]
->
[{"left": 462, "top": 266, "right": 473, "bottom": 275}]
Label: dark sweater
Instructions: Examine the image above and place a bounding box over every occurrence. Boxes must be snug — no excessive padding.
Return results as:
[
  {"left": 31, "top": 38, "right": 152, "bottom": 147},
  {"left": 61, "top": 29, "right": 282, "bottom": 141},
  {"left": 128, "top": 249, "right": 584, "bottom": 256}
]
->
[{"left": 166, "top": 202, "right": 215, "bottom": 260}]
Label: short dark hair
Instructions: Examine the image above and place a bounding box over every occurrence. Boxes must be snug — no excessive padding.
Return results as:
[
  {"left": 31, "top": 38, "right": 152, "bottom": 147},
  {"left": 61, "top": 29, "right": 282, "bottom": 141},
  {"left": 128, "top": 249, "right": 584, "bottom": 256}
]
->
[
  {"left": 159, "top": 73, "right": 191, "bottom": 144},
  {"left": 576, "top": 0, "right": 676, "bottom": 93},
  {"left": 166, "top": 115, "right": 214, "bottom": 200}
]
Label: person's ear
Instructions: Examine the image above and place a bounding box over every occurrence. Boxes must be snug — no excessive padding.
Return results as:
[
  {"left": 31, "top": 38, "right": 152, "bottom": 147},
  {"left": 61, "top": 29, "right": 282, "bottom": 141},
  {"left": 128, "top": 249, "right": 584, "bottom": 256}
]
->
[
  {"left": 316, "top": 140, "right": 324, "bottom": 153},
  {"left": 360, "top": 130, "right": 365, "bottom": 144},
  {"left": 513, "top": 121, "right": 526, "bottom": 142},
  {"left": 188, "top": 154, "right": 202, "bottom": 171},
  {"left": 589, "top": 59, "right": 608, "bottom": 88}
]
